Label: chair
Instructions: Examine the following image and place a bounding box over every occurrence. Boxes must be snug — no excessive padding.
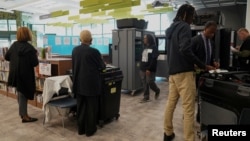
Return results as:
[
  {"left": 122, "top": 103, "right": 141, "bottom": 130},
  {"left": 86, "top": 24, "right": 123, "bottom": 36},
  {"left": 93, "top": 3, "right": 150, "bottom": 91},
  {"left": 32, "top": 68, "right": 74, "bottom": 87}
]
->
[
  {"left": 239, "top": 108, "right": 250, "bottom": 125},
  {"left": 43, "top": 89, "right": 77, "bottom": 132}
]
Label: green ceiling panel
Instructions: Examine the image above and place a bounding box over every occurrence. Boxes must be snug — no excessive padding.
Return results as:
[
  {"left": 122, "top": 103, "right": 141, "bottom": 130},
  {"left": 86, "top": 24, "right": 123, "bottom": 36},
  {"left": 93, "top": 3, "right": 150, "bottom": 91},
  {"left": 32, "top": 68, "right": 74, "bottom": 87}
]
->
[
  {"left": 146, "top": 7, "right": 173, "bottom": 13},
  {"left": 63, "top": 11, "right": 69, "bottom": 15},
  {"left": 68, "top": 15, "right": 80, "bottom": 20},
  {"left": 51, "top": 11, "right": 63, "bottom": 17},
  {"left": 51, "top": 10, "right": 69, "bottom": 17},
  {"left": 80, "top": 0, "right": 99, "bottom": 7},
  {"left": 102, "top": 0, "right": 123, "bottom": 4},
  {"left": 79, "top": 8, "right": 99, "bottom": 14},
  {"left": 91, "top": 11, "right": 106, "bottom": 16},
  {"left": 132, "top": 0, "right": 140, "bottom": 6}
]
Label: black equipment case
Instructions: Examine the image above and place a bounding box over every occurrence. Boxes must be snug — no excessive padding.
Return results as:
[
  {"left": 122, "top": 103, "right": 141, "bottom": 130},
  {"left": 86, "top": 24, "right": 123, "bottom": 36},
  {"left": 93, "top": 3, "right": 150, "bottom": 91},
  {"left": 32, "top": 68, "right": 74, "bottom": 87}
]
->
[
  {"left": 98, "top": 66, "right": 123, "bottom": 127},
  {"left": 198, "top": 71, "right": 250, "bottom": 130}
]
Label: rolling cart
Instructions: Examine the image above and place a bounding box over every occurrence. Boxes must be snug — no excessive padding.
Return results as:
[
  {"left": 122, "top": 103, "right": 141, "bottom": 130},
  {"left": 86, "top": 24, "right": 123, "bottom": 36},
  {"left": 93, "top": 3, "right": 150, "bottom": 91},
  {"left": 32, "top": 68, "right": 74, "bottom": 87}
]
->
[{"left": 98, "top": 66, "right": 123, "bottom": 127}]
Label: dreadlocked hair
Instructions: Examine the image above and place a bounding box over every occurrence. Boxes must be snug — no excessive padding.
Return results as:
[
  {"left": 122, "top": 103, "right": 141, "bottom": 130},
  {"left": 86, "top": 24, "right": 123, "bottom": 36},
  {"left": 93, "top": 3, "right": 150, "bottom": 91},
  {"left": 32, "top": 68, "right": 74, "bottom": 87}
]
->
[{"left": 173, "top": 4, "right": 195, "bottom": 23}]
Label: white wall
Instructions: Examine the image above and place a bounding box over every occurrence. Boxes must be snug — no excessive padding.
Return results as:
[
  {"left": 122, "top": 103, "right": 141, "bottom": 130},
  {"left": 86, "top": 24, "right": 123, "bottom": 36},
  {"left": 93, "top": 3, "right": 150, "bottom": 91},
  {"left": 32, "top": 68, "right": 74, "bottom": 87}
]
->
[{"left": 246, "top": 1, "right": 250, "bottom": 30}]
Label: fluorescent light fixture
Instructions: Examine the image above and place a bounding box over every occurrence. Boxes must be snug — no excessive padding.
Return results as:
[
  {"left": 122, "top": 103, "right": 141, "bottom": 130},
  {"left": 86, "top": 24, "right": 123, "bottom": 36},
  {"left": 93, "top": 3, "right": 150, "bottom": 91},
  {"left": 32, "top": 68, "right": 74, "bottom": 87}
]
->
[{"left": 8, "top": 0, "right": 47, "bottom": 10}]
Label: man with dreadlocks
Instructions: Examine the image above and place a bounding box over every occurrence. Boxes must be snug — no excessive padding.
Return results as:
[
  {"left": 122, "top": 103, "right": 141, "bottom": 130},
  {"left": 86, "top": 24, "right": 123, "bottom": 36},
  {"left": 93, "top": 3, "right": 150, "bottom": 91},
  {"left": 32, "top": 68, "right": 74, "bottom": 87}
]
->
[{"left": 163, "top": 4, "right": 215, "bottom": 141}]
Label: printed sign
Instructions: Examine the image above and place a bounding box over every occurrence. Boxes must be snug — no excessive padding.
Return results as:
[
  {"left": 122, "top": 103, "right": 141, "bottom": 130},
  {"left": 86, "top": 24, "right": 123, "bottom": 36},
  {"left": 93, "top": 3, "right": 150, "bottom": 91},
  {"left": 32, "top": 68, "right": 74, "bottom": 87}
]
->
[{"left": 39, "top": 62, "right": 51, "bottom": 76}]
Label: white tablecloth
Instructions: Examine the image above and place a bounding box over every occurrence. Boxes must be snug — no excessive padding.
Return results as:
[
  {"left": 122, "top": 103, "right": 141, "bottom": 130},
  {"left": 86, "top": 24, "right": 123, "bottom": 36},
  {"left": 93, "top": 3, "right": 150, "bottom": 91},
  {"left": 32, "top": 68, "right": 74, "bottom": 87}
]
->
[{"left": 42, "top": 75, "right": 73, "bottom": 123}]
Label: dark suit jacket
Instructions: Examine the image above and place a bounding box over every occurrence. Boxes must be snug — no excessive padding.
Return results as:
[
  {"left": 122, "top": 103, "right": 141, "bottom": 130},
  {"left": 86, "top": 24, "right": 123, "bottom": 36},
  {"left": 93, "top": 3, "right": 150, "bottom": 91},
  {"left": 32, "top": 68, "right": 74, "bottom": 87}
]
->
[
  {"left": 5, "top": 41, "right": 39, "bottom": 100},
  {"left": 191, "top": 34, "right": 216, "bottom": 66},
  {"left": 72, "top": 44, "right": 106, "bottom": 96}
]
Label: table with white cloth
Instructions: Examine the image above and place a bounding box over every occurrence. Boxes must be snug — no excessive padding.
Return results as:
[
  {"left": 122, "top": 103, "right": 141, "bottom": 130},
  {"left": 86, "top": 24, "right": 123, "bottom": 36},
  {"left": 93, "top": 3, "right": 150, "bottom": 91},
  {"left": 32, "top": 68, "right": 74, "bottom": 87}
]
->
[{"left": 42, "top": 75, "right": 73, "bottom": 123}]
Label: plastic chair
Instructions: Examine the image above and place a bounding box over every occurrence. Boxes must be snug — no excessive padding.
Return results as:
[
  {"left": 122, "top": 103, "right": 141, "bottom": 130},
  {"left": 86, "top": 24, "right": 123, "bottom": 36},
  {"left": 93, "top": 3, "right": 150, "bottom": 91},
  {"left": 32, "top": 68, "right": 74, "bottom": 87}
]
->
[{"left": 43, "top": 95, "right": 77, "bottom": 131}]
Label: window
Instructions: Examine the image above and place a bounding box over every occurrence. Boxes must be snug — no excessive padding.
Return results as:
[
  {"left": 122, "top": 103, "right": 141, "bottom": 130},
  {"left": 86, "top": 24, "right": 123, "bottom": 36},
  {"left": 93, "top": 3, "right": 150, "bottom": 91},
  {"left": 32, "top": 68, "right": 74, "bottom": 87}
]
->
[
  {"left": 32, "top": 24, "right": 44, "bottom": 33},
  {"left": 0, "top": 39, "right": 10, "bottom": 47},
  {"left": 8, "top": 20, "right": 17, "bottom": 31},
  {"left": 45, "top": 25, "right": 66, "bottom": 35},
  {"left": 144, "top": 14, "right": 160, "bottom": 32},
  {"left": 66, "top": 27, "right": 72, "bottom": 36},
  {"left": 72, "top": 24, "right": 82, "bottom": 36},
  {"left": 103, "top": 19, "right": 115, "bottom": 34},
  {"left": 91, "top": 24, "right": 102, "bottom": 35},
  {"left": 160, "top": 12, "right": 175, "bottom": 32},
  {"left": 0, "top": 20, "right": 8, "bottom": 31}
]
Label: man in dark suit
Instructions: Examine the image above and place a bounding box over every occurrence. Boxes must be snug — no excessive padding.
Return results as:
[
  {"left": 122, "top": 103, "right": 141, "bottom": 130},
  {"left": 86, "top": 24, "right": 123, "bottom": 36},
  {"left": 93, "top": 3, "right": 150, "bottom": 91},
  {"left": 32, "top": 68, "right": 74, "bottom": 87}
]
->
[
  {"left": 192, "top": 21, "right": 219, "bottom": 73},
  {"left": 72, "top": 30, "right": 106, "bottom": 136},
  {"left": 191, "top": 21, "right": 219, "bottom": 123}
]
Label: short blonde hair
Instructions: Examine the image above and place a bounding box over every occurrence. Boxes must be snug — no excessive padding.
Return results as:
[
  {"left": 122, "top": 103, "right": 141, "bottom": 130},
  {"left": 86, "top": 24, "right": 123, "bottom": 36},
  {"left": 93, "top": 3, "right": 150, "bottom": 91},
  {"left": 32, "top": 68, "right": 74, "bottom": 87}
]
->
[
  {"left": 80, "top": 30, "right": 92, "bottom": 44},
  {"left": 237, "top": 28, "right": 249, "bottom": 34},
  {"left": 16, "top": 27, "right": 32, "bottom": 41}
]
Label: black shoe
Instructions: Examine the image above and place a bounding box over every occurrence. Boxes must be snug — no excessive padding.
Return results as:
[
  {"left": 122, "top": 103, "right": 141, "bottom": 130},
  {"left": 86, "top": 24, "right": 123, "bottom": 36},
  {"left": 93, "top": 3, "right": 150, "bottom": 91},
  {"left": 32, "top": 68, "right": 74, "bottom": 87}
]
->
[
  {"left": 164, "top": 133, "right": 175, "bottom": 141},
  {"left": 155, "top": 89, "right": 160, "bottom": 100},
  {"left": 86, "top": 128, "right": 97, "bottom": 137},
  {"left": 22, "top": 117, "right": 38, "bottom": 123}
]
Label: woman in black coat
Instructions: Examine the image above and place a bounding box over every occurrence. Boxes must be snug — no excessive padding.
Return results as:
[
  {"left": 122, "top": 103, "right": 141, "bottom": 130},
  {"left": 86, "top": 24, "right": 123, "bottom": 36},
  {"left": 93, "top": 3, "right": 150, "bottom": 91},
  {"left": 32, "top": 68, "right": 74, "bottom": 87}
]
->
[
  {"left": 5, "top": 27, "right": 39, "bottom": 123},
  {"left": 139, "top": 34, "right": 160, "bottom": 103},
  {"left": 72, "top": 30, "right": 106, "bottom": 136}
]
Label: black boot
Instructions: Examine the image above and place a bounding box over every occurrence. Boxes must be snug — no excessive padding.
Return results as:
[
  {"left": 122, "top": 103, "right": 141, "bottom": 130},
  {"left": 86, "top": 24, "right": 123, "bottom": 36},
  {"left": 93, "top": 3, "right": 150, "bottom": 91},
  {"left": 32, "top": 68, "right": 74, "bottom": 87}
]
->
[{"left": 164, "top": 132, "right": 175, "bottom": 141}]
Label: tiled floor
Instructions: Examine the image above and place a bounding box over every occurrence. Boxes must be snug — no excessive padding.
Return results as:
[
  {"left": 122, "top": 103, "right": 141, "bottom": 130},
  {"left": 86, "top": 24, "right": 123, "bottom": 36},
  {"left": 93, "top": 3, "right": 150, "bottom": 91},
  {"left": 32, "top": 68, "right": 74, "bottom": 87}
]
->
[{"left": 0, "top": 78, "right": 200, "bottom": 141}]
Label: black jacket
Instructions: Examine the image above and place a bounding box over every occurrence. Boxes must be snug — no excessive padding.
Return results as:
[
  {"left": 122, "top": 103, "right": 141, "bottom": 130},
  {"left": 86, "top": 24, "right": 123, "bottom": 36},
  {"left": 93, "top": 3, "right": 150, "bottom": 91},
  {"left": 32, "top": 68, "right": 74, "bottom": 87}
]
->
[
  {"left": 72, "top": 44, "right": 106, "bottom": 96},
  {"left": 166, "top": 20, "right": 205, "bottom": 75},
  {"left": 5, "top": 41, "right": 39, "bottom": 100},
  {"left": 140, "top": 44, "right": 159, "bottom": 72},
  {"left": 191, "top": 34, "right": 216, "bottom": 66}
]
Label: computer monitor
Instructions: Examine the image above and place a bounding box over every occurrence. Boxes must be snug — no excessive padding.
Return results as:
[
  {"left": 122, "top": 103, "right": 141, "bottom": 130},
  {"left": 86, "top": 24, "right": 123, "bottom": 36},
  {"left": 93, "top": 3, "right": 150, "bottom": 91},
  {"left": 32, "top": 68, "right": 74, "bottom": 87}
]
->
[{"left": 155, "top": 35, "right": 167, "bottom": 54}]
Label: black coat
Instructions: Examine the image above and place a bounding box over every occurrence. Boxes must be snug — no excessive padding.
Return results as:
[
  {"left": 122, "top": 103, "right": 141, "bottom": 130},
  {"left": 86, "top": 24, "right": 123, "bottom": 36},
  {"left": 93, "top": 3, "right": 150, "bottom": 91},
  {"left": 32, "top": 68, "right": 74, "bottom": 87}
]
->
[
  {"left": 166, "top": 20, "right": 205, "bottom": 75},
  {"left": 140, "top": 44, "right": 159, "bottom": 72},
  {"left": 191, "top": 34, "right": 216, "bottom": 66},
  {"left": 72, "top": 44, "right": 106, "bottom": 96},
  {"left": 5, "top": 41, "right": 39, "bottom": 100}
]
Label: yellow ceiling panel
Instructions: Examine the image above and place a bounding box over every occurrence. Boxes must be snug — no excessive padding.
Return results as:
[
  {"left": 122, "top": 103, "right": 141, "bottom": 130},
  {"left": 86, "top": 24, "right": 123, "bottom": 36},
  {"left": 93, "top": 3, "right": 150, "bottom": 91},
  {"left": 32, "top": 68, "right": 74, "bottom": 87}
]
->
[
  {"left": 107, "top": 7, "right": 131, "bottom": 15},
  {"left": 80, "top": 0, "right": 99, "bottom": 7},
  {"left": 51, "top": 11, "right": 63, "bottom": 17},
  {"left": 79, "top": 8, "right": 99, "bottom": 14},
  {"left": 146, "top": 7, "right": 173, "bottom": 13},
  {"left": 91, "top": 11, "right": 106, "bottom": 17},
  {"left": 63, "top": 11, "right": 69, "bottom": 15},
  {"left": 51, "top": 10, "right": 69, "bottom": 18},
  {"left": 68, "top": 15, "right": 80, "bottom": 20},
  {"left": 132, "top": 0, "right": 141, "bottom": 6},
  {"left": 102, "top": 0, "right": 123, "bottom": 4}
]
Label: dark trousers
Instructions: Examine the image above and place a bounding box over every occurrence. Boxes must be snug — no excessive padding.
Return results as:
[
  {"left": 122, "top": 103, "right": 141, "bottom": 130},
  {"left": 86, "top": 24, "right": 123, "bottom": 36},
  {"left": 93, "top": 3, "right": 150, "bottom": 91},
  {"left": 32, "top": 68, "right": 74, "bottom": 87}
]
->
[
  {"left": 140, "top": 71, "right": 160, "bottom": 99},
  {"left": 17, "top": 91, "right": 28, "bottom": 117},
  {"left": 77, "top": 95, "right": 98, "bottom": 136}
]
